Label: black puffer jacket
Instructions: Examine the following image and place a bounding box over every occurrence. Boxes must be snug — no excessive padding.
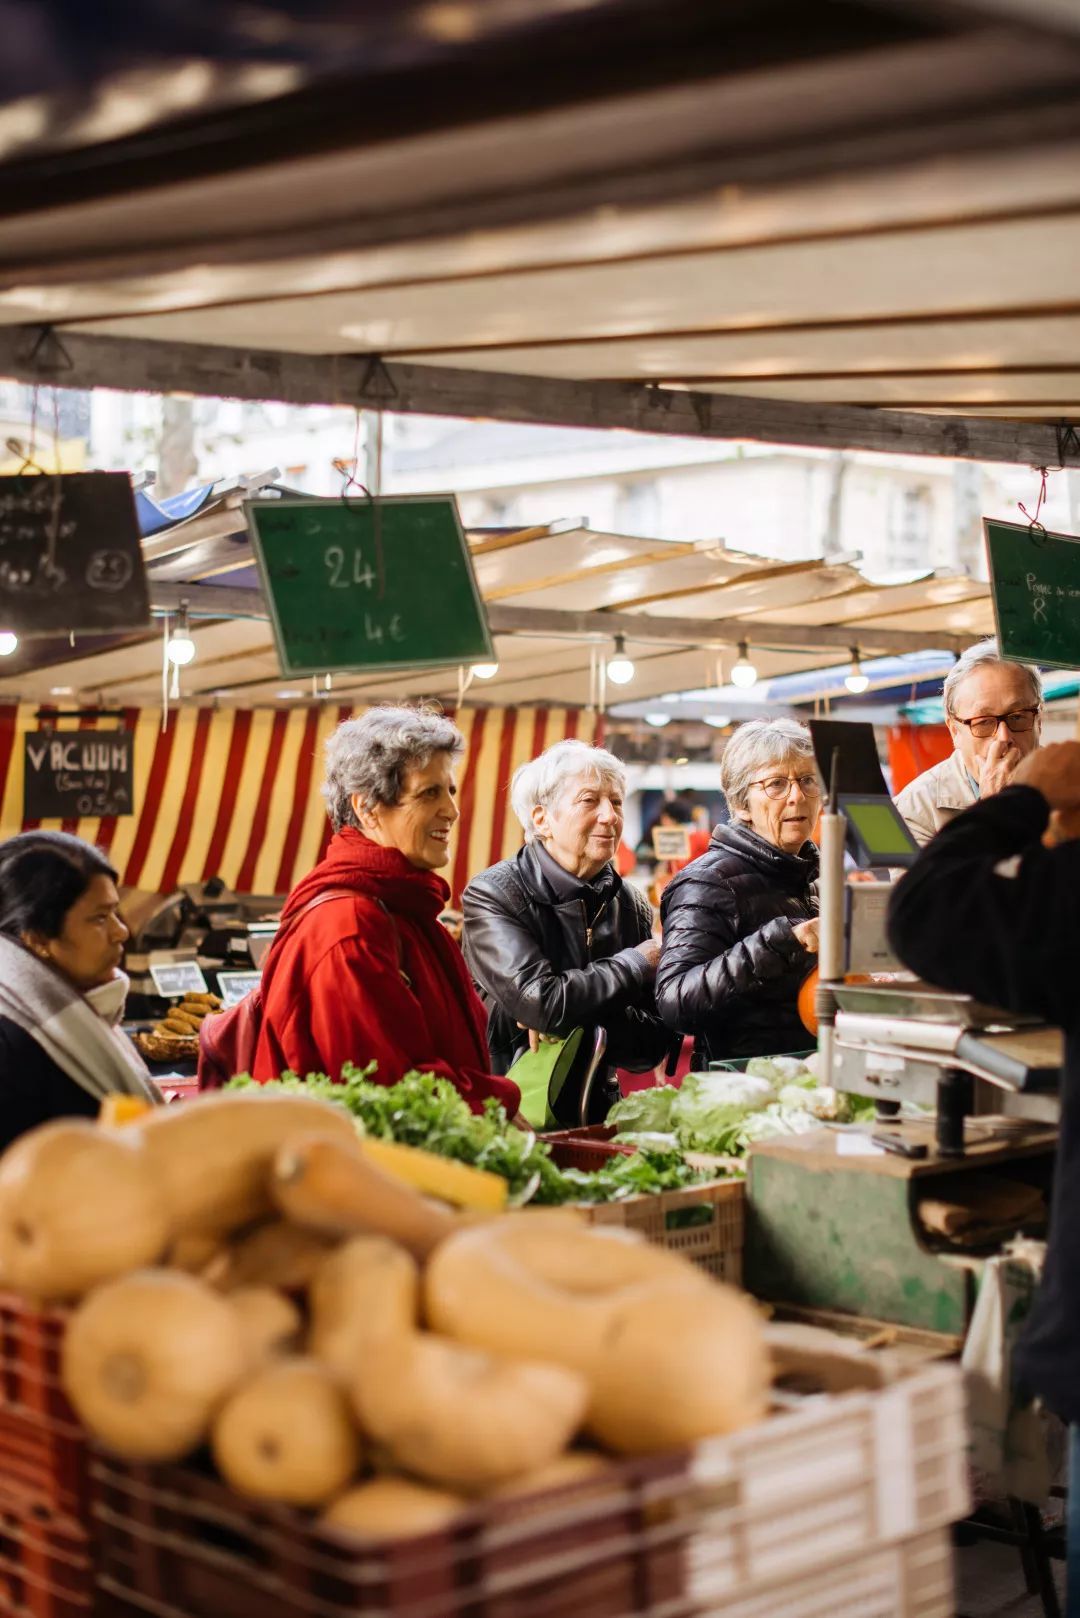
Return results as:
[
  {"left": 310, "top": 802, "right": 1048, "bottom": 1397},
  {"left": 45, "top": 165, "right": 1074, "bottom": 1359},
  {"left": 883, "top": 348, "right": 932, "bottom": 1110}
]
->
[
  {"left": 463, "top": 842, "right": 669, "bottom": 1123},
  {"left": 656, "top": 822, "right": 818, "bottom": 1064}
]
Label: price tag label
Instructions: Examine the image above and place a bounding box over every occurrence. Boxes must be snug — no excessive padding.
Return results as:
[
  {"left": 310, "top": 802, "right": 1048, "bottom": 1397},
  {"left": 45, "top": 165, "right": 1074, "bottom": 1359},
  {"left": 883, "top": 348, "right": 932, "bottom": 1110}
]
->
[
  {"left": 651, "top": 826, "right": 691, "bottom": 861},
  {"left": 217, "top": 971, "right": 262, "bottom": 1008},
  {"left": 149, "top": 962, "right": 209, "bottom": 998}
]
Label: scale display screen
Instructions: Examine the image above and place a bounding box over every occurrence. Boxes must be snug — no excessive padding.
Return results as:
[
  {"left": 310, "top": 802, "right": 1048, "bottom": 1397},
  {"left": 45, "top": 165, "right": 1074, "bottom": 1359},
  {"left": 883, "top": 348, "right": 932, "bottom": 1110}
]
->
[{"left": 841, "top": 794, "right": 919, "bottom": 867}]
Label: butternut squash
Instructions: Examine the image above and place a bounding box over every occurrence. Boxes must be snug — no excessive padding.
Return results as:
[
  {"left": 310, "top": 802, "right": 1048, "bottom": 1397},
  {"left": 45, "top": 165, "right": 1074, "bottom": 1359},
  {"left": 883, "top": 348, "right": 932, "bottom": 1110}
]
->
[
  {"left": 322, "top": 1477, "right": 466, "bottom": 1539},
  {"left": 272, "top": 1135, "right": 457, "bottom": 1259},
  {"left": 204, "top": 1219, "right": 335, "bottom": 1293},
  {"left": 425, "top": 1221, "right": 769, "bottom": 1452},
  {"left": 0, "top": 1122, "right": 168, "bottom": 1299},
  {"left": 358, "top": 1138, "right": 508, "bottom": 1213},
  {"left": 350, "top": 1332, "right": 588, "bottom": 1492},
  {"left": 308, "top": 1237, "right": 418, "bottom": 1382},
  {"left": 62, "top": 1270, "right": 247, "bottom": 1460},
  {"left": 127, "top": 1092, "right": 359, "bottom": 1240},
  {"left": 212, "top": 1357, "right": 361, "bottom": 1507},
  {"left": 229, "top": 1287, "right": 303, "bottom": 1363},
  {"left": 485, "top": 1451, "right": 610, "bottom": 1499}
]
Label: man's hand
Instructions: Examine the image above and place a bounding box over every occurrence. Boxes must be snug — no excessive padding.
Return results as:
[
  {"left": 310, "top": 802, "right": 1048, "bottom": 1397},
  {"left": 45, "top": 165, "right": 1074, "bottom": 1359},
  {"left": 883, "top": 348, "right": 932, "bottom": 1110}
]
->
[
  {"left": 976, "top": 736, "right": 1021, "bottom": 798},
  {"left": 517, "top": 1021, "right": 559, "bottom": 1054},
  {"left": 792, "top": 918, "right": 820, "bottom": 953},
  {"left": 635, "top": 937, "right": 661, "bottom": 973},
  {"left": 1014, "top": 741, "right": 1080, "bottom": 811}
]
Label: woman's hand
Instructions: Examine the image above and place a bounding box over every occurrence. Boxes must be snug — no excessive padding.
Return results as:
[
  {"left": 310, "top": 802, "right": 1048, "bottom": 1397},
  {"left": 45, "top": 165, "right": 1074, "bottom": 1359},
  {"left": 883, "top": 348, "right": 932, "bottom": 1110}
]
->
[
  {"left": 792, "top": 918, "right": 820, "bottom": 954},
  {"left": 517, "top": 1022, "right": 559, "bottom": 1054}
]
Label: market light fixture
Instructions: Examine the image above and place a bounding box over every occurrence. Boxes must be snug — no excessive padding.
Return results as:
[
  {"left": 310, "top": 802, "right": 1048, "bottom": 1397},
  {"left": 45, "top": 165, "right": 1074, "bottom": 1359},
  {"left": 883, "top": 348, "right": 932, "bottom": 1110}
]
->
[
  {"left": 844, "top": 648, "right": 870, "bottom": 695},
  {"left": 644, "top": 712, "right": 671, "bottom": 728},
  {"left": 166, "top": 603, "right": 196, "bottom": 666},
  {"left": 730, "top": 641, "right": 758, "bottom": 690},
  {"left": 704, "top": 713, "right": 731, "bottom": 729},
  {"left": 0, "top": 632, "right": 18, "bottom": 657},
  {"left": 606, "top": 634, "right": 635, "bottom": 686},
  {"left": 471, "top": 662, "right": 499, "bottom": 679}
]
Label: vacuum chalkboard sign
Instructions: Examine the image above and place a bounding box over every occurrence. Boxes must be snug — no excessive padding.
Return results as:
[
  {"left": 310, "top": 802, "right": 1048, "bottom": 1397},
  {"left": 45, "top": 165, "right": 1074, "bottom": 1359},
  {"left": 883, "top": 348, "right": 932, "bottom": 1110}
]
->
[
  {"left": 985, "top": 517, "right": 1080, "bottom": 671},
  {"left": 23, "top": 730, "right": 134, "bottom": 819},
  {"left": 245, "top": 494, "right": 494, "bottom": 677},
  {"left": 0, "top": 472, "right": 150, "bottom": 634}
]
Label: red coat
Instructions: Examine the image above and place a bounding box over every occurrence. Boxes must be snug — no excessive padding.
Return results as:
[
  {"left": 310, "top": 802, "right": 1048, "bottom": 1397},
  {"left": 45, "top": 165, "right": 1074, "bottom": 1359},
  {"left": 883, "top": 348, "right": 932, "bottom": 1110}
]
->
[{"left": 252, "top": 829, "right": 520, "bottom": 1116}]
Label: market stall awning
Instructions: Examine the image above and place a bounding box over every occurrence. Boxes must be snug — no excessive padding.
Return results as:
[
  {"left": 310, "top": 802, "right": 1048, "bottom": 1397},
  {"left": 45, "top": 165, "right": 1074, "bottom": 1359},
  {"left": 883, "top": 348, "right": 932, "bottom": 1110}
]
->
[{"left": 0, "top": 501, "right": 994, "bottom": 708}]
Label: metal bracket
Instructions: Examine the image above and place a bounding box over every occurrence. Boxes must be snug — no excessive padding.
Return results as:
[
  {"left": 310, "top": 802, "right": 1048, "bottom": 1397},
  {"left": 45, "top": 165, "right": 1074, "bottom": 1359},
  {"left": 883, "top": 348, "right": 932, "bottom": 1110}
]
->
[
  {"left": 1055, "top": 420, "right": 1080, "bottom": 467},
  {"left": 357, "top": 355, "right": 398, "bottom": 404},
  {"left": 16, "top": 325, "right": 74, "bottom": 375}
]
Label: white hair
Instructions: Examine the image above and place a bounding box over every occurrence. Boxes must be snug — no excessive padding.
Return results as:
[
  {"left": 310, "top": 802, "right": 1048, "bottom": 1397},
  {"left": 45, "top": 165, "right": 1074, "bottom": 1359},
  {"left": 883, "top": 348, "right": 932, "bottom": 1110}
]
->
[
  {"left": 942, "top": 639, "right": 1043, "bottom": 717},
  {"left": 720, "top": 719, "right": 817, "bottom": 815},
  {"left": 511, "top": 739, "right": 626, "bottom": 842}
]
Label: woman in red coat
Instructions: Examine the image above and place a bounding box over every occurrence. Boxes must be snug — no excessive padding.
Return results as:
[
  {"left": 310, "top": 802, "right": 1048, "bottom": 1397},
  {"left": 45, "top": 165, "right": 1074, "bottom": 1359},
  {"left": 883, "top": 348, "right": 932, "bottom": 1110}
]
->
[{"left": 251, "top": 706, "right": 520, "bottom": 1116}]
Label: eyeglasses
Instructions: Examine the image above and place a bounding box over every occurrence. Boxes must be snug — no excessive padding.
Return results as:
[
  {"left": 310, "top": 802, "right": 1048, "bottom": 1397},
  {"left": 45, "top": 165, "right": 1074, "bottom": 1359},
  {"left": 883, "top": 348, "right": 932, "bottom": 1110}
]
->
[
  {"left": 748, "top": 774, "right": 822, "bottom": 801},
  {"left": 951, "top": 707, "right": 1040, "bottom": 740}
]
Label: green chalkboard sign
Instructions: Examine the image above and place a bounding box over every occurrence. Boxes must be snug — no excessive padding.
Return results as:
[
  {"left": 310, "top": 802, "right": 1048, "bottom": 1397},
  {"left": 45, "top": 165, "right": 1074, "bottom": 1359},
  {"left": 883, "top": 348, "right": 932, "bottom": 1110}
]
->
[
  {"left": 984, "top": 517, "right": 1080, "bottom": 672},
  {"left": 245, "top": 495, "right": 493, "bottom": 677}
]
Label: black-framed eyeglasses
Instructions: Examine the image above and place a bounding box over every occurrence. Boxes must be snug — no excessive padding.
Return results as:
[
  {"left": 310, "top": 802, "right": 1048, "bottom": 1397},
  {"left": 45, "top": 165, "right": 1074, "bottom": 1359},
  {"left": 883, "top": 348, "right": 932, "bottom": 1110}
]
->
[
  {"left": 748, "top": 774, "right": 822, "bottom": 801},
  {"left": 951, "top": 707, "right": 1040, "bottom": 740}
]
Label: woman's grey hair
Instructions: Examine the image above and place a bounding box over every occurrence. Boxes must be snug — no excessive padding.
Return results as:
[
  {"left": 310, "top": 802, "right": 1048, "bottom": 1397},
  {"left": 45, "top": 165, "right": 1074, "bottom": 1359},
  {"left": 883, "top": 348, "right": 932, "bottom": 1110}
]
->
[
  {"left": 942, "top": 639, "right": 1043, "bottom": 717},
  {"left": 721, "top": 719, "right": 817, "bottom": 815},
  {"left": 322, "top": 706, "right": 465, "bottom": 832},
  {"left": 511, "top": 739, "right": 627, "bottom": 842}
]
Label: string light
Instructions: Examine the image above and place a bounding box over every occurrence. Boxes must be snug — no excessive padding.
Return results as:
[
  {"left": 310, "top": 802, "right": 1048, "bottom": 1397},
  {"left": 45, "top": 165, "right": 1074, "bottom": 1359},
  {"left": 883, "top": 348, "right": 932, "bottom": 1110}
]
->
[
  {"left": 166, "top": 602, "right": 196, "bottom": 666},
  {"left": 730, "top": 641, "right": 758, "bottom": 690},
  {"left": 0, "top": 632, "right": 18, "bottom": 657},
  {"left": 606, "top": 634, "right": 635, "bottom": 686},
  {"left": 845, "top": 648, "right": 869, "bottom": 695},
  {"left": 471, "top": 662, "right": 499, "bottom": 679},
  {"left": 644, "top": 712, "right": 670, "bottom": 728}
]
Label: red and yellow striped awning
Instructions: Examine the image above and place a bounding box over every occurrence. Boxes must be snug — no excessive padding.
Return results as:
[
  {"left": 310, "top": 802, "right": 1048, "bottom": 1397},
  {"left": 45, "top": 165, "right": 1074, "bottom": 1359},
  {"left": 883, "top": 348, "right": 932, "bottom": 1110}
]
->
[{"left": 0, "top": 703, "right": 601, "bottom": 900}]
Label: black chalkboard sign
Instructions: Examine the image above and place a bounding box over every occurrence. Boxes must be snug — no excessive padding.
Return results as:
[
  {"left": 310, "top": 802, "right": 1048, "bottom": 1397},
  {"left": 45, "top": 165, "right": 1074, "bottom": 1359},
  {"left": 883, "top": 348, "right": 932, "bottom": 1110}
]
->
[
  {"left": 24, "top": 731, "right": 134, "bottom": 818},
  {"left": 246, "top": 495, "right": 493, "bottom": 676},
  {"left": 0, "top": 472, "right": 150, "bottom": 634},
  {"left": 985, "top": 517, "right": 1080, "bottom": 671}
]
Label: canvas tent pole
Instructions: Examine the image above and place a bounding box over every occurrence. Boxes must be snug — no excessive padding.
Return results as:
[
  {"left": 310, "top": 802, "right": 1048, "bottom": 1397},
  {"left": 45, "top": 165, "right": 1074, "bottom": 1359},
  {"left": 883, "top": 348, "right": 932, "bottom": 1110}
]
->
[{"left": 0, "top": 327, "right": 1077, "bottom": 471}]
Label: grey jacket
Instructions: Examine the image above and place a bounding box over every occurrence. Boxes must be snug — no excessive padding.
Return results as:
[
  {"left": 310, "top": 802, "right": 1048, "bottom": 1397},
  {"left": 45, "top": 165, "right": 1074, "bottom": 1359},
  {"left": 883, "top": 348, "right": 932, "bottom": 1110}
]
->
[{"left": 894, "top": 752, "right": 976, "bottom": 848}]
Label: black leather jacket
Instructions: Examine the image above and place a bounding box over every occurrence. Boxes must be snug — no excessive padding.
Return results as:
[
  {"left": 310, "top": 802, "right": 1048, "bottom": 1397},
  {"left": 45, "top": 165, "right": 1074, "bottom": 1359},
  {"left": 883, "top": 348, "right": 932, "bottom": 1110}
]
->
[
  {"left": 462, "top": 843, "right": 668, "bottom": 1121},
  {"left": 656, "top": 822, "right": 818, "bottom": 1065}
]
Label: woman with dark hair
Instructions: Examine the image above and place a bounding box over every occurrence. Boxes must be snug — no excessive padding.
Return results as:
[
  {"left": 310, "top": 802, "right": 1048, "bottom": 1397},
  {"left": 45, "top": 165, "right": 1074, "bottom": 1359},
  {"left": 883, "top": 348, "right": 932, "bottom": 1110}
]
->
[{"left": 0, "top": 831, "right": 160, "bottom": 1151}]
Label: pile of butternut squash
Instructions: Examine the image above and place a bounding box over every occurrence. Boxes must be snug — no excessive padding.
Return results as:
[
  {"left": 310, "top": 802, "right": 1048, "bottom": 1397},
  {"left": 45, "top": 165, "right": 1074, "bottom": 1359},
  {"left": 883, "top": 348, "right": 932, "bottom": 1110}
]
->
[{"left": 0, "top": 1091, "right": 770, "bottom": 1530}]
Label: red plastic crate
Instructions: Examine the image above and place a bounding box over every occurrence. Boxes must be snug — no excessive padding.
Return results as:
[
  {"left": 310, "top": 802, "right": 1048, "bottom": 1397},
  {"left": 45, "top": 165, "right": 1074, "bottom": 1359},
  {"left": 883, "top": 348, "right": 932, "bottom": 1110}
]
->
[
  {"left": 0, "top": 1296, "right": 73, "bottom": 1426},
  {"left": 544, "top": 1131, "right": 635, "bottom": 1173},
  {"left": 91, "top": 1449, "right": 691, "bottom": 1618},
  {"left": 0, "top": 1406, "right": 89, "bottom": 1524},
  {"left": 0, "top": 1493, "right": 93, "bottom": 1618}
]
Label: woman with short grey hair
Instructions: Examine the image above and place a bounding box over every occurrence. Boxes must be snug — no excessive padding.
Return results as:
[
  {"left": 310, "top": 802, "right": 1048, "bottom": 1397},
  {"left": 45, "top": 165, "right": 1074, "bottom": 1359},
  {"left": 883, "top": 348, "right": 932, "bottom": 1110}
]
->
[
  {"left": 464, "top": 738, "right": 669, "bottom": 1125},
  {"left": 656, "top": 718, "right": 821, "bottom": 1064},
  {"left": 248, "top": 706, "right": 521, "bottom": 1115}
]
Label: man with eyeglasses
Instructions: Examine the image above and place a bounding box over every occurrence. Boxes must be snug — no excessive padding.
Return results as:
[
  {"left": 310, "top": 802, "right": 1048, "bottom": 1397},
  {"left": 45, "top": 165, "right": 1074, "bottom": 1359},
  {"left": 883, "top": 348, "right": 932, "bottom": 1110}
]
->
[{"left": 895, "top": 640, "right": 1043, "bottom": 847}]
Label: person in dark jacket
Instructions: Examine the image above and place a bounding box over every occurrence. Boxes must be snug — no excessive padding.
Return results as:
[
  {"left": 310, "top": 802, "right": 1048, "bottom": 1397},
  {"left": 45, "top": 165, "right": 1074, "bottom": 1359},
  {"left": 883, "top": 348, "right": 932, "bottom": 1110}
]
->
[
  {"left": 0, "top": 831, "right": 160, "bottom": 1152},
  {"left": 887, "top": 740, "right": 1080, "bottom": 1610},
  {"left": 463, "top": 739, "right": 668, "bottom": 1124},
  {"left": 656, "top": 719, "right": 820, "bottom": 1065}
]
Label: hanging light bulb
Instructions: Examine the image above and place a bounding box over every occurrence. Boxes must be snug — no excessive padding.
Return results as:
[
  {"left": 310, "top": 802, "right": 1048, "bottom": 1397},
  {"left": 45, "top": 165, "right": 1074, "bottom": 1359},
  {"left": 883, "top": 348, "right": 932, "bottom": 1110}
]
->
[
  {"left": 0, "top": 631, "right": 18, "bottom": 657},
  {"left": 845, "top": 648, "right": 869, "bottom": 695},
  {"left": 606, "top": 634, "right": 635, "bottom": 686},
  {"left": 703, "top": 713, "right": 731, "bottom": 729},
  {"left": 471, "top": 662, "right": 499, "bottom": 679},
  {"left": 166, "top": 602, "right": 196, "bottom": 666},
  {"left": 730, "top": 641, "right": 758, "bottom": 690},
  {"left": 644, "top": 712, "right": 670, "bottom": 728}
]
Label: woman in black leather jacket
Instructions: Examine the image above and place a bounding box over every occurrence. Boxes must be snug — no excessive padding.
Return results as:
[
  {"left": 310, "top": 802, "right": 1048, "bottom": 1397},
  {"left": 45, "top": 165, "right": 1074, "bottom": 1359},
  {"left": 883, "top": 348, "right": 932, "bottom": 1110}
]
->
[
  {"left": 657, "top": 719, "right": 820, "bottom": 1066},
  {"left": 462, "top": 740, "right": 669, "bottom": 1124}
]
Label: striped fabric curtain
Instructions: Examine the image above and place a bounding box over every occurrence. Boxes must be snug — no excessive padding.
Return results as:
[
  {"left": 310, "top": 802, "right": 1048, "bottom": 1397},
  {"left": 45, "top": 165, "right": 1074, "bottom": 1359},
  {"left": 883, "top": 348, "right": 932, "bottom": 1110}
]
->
[{"left": 0, "top": 703, "right": 602, "bottom": 901}]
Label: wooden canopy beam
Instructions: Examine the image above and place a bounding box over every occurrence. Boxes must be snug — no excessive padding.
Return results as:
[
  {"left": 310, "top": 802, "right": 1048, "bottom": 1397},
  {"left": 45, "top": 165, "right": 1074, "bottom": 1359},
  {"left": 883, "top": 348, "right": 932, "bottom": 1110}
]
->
[
  {"left": 144, "top": 581, "right": 973, "bottom": 653},
  {"left": 0, "top": 326, "right": 1077, "bottom": 468}
]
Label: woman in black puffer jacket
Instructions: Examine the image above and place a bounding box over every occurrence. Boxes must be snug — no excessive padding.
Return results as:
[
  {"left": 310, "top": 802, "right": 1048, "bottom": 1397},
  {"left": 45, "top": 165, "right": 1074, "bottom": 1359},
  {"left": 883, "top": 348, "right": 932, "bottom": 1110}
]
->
[{"left": 657, "top": 719, "right": 821, "bottom": 1065}]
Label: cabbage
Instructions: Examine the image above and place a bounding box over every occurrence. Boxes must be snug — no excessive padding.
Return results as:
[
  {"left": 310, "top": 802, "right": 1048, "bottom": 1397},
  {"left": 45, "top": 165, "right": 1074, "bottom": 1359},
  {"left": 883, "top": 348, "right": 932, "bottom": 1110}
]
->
[
  {"left": 669, "top": 1071, "right": 775, "bottom": 1152},
  {"left": 735, "top": 1103, "right": 822, "bottom": 1147},
  {"left": 777, "top": 1083, "right": 851, "bottom": 1122},
  {"left": 606, "top": 1086, "right": 678, "bottom": 1134},
  {"left": 611, "top": 1131, "right": 682, "bottom": 1153}
]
